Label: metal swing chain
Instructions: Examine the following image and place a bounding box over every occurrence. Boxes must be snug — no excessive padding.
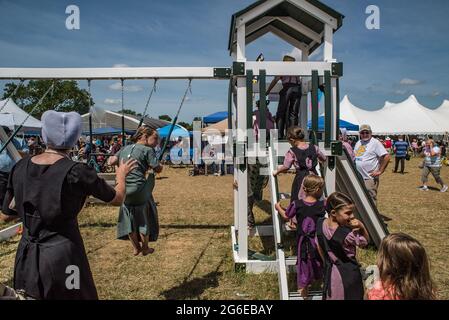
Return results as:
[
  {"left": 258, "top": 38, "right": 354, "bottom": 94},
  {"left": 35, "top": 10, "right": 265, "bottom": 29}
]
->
[
  {"left": 0, "top": 80, "right": 55, "bottom": 155},
  {"left": 158, "top": 79, "right": 192, "bottom": 160},
  {"left": 121, "top": 79, "right": 126, "bottom": 145},
  {"left": 174, "top": 78, "right": 192, "bottom": 119},
  {"left": 138, "top": 79, "right": 158, "bottom": 127},
  {"left": 0, "top": 79, "right": 25, "bottom": 113}
]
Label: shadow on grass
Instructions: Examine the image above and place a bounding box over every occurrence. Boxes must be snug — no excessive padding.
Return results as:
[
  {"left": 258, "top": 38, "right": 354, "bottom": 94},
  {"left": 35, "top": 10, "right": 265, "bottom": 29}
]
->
[
  {"left": 255, "top": 200, "right": 272, "bottom": 216},
  {"left": 0, "top": 249, "right": 16, "bottom": 259},
  {"left": 159, "top": 224, "right": 229, "bottom": 230},
  {"left": 161, "top": 230, "right": 226, "bottom": 299},
  {"left": 161, "top": 269, "right": 223, "bottom": 299},
  {"left": 79, "top": 222, "right": 117, "bottom": 228}
]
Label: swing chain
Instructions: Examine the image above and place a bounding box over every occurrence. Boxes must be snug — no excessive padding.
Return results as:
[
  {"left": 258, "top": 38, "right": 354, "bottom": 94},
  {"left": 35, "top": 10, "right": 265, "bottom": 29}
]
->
[
  {"left": 0, "top": 79, "right": 25, "bottom": 113},
  {"left": 0, "top": 80, "right": 55, "bottom": 155}
]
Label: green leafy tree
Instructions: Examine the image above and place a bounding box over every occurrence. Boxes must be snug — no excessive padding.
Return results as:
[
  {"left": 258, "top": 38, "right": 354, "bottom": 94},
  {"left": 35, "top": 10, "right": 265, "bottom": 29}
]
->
[
  {"left": 118, "top": 109, "right": 138, "bottom": 116},
  {"left": 178, "top": 121, "right": 193, "bottom": 131},
  {"left": 159, "top": 114, "right": 172, "bottom": 122},
  {"left": 1, "top": 80, "right": 92, "bottom": 119}
]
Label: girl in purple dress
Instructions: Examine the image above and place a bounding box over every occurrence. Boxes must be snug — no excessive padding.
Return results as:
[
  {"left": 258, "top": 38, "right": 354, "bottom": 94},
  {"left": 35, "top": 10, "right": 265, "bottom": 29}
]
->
[
  {"left": 275, "top": 175, "right": 326, "bottom": 298},
  {"left": 316, "top": 192, "right": 369, "bottom": 300},
  {"left": 273, "top": 127, "right": 326, "bottom": 203}
]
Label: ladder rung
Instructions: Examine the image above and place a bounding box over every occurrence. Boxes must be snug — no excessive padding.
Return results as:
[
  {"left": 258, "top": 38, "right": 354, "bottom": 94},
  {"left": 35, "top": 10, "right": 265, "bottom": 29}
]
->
[{"left": 288, "top": 291, "right": 323, "bottom": 300}]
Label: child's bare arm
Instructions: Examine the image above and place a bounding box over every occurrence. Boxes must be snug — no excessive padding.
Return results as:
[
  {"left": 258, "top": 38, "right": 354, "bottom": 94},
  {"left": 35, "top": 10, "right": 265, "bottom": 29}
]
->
[
  {"left": 350, "top": 219, "right": 370, "bottom": 243},
  {"left": 275, "top": 202, "right": 289, "bottom": 221}
]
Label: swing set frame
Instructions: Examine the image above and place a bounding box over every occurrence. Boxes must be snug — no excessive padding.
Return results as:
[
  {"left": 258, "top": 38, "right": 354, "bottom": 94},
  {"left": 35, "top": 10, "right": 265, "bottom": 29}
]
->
[{"left": 0, "top": 0, "right": 390, "bottom": 300}]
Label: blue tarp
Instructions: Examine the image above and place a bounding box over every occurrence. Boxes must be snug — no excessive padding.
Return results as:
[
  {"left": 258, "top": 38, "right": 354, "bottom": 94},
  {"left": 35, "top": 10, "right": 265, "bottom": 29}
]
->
[
  {"left": 82, "top": 127, "right": 135, "bottom": 136},
  {"left": 203, "top": 111, "right": 228, "bottom": 124},
  {"left": 157, "top": 124, "right": 190, "bottom": 140},
  {"left": 307, "top": 116, "right": 359, "bottom": 132}
]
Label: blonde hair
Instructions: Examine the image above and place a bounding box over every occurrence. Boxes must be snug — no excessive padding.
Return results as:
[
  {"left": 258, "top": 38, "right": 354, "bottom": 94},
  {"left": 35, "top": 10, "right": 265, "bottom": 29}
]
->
[
  {"left": 302, "top": 175, "right": 325, "bottom": 199},
  {"left": 377, "top": 233, "right": 436, "bottom": 300},
  {"left": 131, "top": 126, "right": 156, "bottom": 143},
  {"left": 286, "top": 126, "right": 305, "bottom": 142}
]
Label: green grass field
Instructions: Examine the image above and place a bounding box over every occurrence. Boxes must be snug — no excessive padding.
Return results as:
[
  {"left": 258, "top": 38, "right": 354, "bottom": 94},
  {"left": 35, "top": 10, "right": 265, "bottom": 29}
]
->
[{"left": 1, "top": 157, "right": 448, "bottom": 299}]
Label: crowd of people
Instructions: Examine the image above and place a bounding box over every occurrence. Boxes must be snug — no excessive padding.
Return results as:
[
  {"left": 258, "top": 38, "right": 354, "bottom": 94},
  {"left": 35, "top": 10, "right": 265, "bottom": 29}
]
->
[
  {"left": 0, "top": 107, "right": 446, "bottom": 300},
  {"left": 270, "top": 124, "right": 441, "bottom": 300}
]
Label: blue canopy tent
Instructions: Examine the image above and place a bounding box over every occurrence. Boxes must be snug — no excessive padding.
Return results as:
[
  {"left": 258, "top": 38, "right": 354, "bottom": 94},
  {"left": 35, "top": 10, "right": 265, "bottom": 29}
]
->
[
  {"left": 203, "top": 111, "right": 228, "bottom": 124},
  {"left": 157, "top": 124, "right": 189, "bottom": 141},
  {"left": 82, "top": 127, "right": 135, "bottom": 136},
  {"left": 307, "top": 116, "right": 359, "bottom": 132}
]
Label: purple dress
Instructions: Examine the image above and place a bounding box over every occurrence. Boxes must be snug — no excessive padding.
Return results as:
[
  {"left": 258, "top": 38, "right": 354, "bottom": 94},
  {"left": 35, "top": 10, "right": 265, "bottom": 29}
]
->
[
  {"left": 316, "top": 221, "right": 368, "bottom": 300},
  {"left": 285, "top": 199, "right": 325, "bottom": 289}
]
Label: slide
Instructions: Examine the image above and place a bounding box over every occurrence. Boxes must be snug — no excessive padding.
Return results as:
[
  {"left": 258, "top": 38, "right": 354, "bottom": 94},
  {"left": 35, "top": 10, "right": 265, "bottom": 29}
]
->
[{"left": 335, "top": 149, "right": 389, "bottom": 247}]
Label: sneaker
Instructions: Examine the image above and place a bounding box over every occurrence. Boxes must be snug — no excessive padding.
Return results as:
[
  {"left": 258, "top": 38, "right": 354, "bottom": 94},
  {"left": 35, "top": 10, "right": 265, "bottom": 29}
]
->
[
  {"left": 418, "top": 186, "right": 429, "bottom": 191},
  {"left": 441, "top": 185, "right": 448, "bottom": 193}
]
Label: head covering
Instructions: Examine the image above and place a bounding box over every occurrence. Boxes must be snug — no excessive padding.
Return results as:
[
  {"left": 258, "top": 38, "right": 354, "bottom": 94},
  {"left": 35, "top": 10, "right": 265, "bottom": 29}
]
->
[
  {"left": 359, "top": 124, "right": 372, "bottom": 133},
  {"left": 42, "top": 111, "right": 82, "bottom": 150}
]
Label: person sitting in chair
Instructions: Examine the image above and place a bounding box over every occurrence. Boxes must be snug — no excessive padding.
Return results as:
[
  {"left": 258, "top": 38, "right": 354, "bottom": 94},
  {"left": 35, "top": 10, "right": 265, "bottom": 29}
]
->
[{"left": 266, "top": 55, "right": 302, "bottom": 139}]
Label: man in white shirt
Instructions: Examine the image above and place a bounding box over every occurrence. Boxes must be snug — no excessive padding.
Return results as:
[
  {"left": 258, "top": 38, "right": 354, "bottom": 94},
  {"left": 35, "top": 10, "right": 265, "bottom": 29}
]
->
[{"left": 354, "top": 124, "right": 391, "bottom": 205}]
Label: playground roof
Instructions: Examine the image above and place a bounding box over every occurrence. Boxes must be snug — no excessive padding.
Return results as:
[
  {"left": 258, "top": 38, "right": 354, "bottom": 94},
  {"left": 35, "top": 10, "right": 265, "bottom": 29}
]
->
[
  {"left": 228, "top": 0, "right": 344, "bottom": 55},
  {"left": 81, "top": 109, "right": 169, "bottom": 132}
]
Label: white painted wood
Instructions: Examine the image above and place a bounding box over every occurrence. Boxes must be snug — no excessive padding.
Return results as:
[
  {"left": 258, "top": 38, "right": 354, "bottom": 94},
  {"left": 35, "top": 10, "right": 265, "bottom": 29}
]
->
[
  {"left": 331, "top": 78, "right": 338, "bottom": 140},
  {"left": 278, "top": 16, "right": 322, "bottom": 43},
  {"left": 0, "top": 67, "right": 220, "bottom": 80},
  {"left": 289, "top": 0, "right": 338, "bottom": 30},
  {"left": 268, "top": 145, "right": 289, "bottom": 300},
  {"left": 236, "top": 76, "right": 248, "bottom": 260},
  {"left": 268, "top": 25, "right": 308, "bottom": 51},
  {"left": 235, "top": 0, "right": 284, "bottom": 28},
  {"left": 246, "top": 16, "right": 276, "bottom": 36},
  {"left": 0, "top": 223, "right": 21, "bottom": 241},
  {"left": 236, "top": 25, "right": 246, "bottom": 62},
  {"left": 245, "top": 25, "right": 271, "bottom": 47},
  {"left": 0, "top": 127, "right": 22, "bottom": 162},
  {"left": 324, "top": 24, "right": 335, "bottom": 62},
  {"left": 245, "top": 61, "right": 332, "bottom": 76}
]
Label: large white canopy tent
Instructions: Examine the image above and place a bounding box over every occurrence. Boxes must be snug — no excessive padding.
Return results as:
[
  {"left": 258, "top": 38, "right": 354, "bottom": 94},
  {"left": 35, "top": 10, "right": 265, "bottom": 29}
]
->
[
  {"left": 340, "top": 95, "right": 449, "bottom": 135},
  {"left": 0, "top": 99, "right": 42, "bottom": 132}
]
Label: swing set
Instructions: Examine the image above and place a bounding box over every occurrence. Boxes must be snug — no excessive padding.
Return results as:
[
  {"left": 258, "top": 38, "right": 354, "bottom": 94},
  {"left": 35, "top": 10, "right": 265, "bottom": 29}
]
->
[{"left": 0, "top": 0, "right": 390, "bottom": 300}]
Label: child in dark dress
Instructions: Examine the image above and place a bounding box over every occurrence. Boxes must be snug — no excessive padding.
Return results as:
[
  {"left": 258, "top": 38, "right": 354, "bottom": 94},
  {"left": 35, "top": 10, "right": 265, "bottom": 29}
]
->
[
  {"left": 316, "top": 192, "right": 369, "bottom": 300},
  {"left": 275, "top": 175, "right": 326, "bottom": 298}
]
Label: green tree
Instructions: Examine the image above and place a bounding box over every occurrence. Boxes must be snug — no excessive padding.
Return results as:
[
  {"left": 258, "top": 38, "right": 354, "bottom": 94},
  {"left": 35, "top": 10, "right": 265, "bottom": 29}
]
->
[
  {"left": 118, "top": 109, "right": 138, "bottom": 116},
  {"left": 159, "top": 114, "right": 172, "bottom": 122},
  {"left": 1, "top": 80, "right": 93, "bottom": 119},
  {"left": 178, "top": 121, "right": 193, "bottom": 131}
]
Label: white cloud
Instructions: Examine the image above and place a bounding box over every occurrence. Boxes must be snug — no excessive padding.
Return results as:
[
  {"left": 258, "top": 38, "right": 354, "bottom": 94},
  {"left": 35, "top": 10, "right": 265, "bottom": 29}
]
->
[
  {"left": 108, "top": 82, "right": 143, "bottom": 92},
  {"left": 400, "top": 78, "right": 422, "bottom": 85},
  {"left": 104, "top": 98, "right": 121, "bottom": 105},
  {"left": 394, "top": 89, "right": 408, "bottom": 95},
  {"left": 112, "top": 64, "right": 129, "bottom": 68},
  {"left": 431, "top": 91, "right": 441, "bottom": 97}
]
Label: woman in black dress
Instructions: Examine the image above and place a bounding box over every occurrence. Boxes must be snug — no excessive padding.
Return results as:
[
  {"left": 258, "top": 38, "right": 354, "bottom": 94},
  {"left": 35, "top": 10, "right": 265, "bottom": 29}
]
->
[{"left": 0, "top": 111, "right": 137, "bottom": 300}]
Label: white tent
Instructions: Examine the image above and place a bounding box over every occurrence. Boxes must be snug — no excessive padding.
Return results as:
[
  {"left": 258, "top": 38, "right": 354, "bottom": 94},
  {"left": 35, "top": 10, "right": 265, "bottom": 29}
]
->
[
  {"left": 0, "top": 99, "right": 42, "bottom": 132},
  {"left": 339, "top": 95, "right": 449, "bottom": 135}
]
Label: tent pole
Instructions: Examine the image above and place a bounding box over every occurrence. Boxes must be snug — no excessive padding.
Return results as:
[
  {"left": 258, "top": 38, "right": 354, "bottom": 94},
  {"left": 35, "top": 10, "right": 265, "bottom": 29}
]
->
[{"left": 88, "top": 80, "right": 93, "bottom": 155}]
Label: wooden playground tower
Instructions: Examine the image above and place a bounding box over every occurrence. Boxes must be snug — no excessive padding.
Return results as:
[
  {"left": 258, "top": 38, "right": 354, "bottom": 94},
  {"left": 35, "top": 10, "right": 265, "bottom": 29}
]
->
[{"left": 0, "top": 0, "right": 389, "bottom": 300}]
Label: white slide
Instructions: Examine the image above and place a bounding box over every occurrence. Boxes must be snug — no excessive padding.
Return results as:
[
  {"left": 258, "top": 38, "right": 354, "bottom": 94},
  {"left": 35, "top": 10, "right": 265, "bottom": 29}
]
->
[{"left": 335, "top": 150, "right": 389, "bottom": 247}]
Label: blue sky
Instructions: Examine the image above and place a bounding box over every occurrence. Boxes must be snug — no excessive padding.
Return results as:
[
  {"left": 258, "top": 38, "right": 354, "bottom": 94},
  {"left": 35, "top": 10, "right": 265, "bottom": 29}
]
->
[{"left": 0, "top": 0, "right": 448, "bottom": 122}]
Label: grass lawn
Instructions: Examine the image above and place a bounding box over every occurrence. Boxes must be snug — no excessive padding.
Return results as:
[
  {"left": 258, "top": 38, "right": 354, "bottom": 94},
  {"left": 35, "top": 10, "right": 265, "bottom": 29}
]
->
[{"left": 1, "top": 157, "right": 448, "bottom": 299}]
